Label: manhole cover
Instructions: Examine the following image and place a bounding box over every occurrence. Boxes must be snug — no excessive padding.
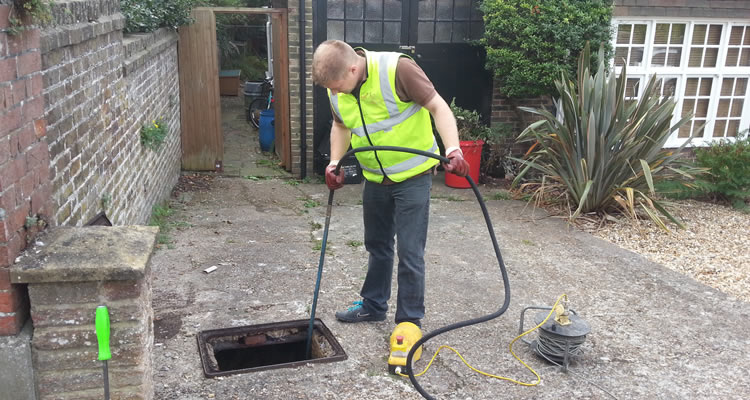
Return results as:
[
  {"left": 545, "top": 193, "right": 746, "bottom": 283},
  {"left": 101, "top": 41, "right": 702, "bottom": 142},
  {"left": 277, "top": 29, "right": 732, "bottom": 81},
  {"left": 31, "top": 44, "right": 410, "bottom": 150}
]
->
[{"left": 197, "top": 318, "right": 347, "bottom": 377}]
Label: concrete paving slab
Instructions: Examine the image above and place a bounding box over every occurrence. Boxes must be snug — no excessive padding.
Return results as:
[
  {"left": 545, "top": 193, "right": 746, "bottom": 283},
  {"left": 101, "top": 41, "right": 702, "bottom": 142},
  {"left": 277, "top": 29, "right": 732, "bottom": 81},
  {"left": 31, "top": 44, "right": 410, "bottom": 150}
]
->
[{"left": 149, "top": 175, "right": 750, "bottom": 399}]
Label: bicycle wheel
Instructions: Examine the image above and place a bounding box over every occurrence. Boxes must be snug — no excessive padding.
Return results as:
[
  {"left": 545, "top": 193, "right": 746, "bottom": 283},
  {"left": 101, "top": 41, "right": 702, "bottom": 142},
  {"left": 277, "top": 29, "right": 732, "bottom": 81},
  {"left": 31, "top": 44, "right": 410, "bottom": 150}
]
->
[{"left": 248, "top": 98, "right": 266, "bottom": 128}]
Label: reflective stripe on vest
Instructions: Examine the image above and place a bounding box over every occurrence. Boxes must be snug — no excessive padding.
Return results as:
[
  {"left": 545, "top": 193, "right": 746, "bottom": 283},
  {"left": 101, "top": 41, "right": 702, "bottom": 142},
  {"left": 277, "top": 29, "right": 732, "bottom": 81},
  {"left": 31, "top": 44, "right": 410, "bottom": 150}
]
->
[{"left": 359, "top": 139, "right": 440, "bottom": 175}]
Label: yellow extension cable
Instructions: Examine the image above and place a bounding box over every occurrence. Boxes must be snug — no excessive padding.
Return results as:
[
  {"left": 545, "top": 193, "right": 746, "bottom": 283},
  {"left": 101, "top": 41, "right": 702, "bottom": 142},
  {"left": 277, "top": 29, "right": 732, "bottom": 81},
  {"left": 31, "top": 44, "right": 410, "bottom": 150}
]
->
[{"left": 398, "top": 294, "right": 568, "bottom": 386}]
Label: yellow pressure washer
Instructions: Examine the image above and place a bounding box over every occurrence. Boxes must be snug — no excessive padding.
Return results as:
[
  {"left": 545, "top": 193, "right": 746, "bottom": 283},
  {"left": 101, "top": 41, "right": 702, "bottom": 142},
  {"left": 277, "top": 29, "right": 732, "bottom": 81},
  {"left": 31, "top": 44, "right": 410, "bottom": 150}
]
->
[{"left": 388, "top": 322, "right": 423, "bottom": 375}]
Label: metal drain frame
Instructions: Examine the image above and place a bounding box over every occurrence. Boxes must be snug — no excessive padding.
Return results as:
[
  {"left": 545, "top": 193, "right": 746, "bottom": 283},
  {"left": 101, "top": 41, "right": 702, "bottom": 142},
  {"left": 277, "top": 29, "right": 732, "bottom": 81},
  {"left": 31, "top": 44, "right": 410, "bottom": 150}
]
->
[{"left": 197, "top": 318, "right": 347, "bottom": 377}]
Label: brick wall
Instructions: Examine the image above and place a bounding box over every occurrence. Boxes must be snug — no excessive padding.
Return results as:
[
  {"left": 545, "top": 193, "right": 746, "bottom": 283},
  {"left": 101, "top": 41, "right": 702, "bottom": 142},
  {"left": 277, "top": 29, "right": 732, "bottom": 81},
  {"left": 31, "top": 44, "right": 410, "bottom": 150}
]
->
[
  {"left": 614, "top": 0, "right": 750, "bottom": 18},
  {"left": 41, "top": 1, "right": 181, "bottom": 227},
  {"left": 1, "top": 0, "right": 181, "bottom": 336},
  {"left": 0, "top": 2, "right": 51, "bottom": 335},
  {"left": 287, "top": 0, "right": 314, "bottom": 177},
  {"left": 490, "top": 81, "right": 554, "bottom": 154}
]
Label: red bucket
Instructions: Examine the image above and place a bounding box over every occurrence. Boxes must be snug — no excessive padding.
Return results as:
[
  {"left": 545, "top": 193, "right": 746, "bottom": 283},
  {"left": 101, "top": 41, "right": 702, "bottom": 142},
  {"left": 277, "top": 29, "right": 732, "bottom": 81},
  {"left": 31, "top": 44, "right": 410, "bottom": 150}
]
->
[{"left": 445, "top": 140, "right": 484, "bottom": 189}]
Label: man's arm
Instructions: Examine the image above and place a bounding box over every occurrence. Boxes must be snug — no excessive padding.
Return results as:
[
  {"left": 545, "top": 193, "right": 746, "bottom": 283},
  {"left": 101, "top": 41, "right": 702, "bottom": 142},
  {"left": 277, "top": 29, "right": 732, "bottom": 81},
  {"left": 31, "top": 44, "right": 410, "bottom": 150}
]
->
[
  {"left": 423, "top": 93, "right": 460, "bottom": 154},
  {"left": 329, "top": 119, "right": 352, "bottom": 165}
]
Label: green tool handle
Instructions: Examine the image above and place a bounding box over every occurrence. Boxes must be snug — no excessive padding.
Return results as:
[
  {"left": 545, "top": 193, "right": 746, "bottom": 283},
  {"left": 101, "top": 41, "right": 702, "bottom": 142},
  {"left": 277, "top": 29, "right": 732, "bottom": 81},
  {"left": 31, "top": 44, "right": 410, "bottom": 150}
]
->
[{"left": 95, "top": 306, "right": 111, "bottom": 361}]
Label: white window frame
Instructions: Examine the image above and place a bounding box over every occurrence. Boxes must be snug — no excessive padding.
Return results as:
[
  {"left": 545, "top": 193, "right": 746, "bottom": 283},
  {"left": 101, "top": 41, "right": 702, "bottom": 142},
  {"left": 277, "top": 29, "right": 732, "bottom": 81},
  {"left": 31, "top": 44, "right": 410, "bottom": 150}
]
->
[{"left": 612, "top": 18, "right": 750, "bottom": 148}]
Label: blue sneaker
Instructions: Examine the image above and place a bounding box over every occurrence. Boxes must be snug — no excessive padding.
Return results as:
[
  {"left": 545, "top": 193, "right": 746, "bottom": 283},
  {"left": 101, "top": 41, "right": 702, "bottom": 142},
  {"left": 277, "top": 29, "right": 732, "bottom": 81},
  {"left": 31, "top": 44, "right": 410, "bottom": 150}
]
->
[{"left": 335, "top": 300, "right": 386, "bottom": 323}]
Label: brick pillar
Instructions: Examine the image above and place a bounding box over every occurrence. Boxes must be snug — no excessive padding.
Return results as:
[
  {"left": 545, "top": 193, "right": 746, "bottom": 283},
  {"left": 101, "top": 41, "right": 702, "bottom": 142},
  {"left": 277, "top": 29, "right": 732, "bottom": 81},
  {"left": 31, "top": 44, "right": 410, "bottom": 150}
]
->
[
  {"left": 11, "top": 226, "right": 158, "bottom": 400},
  {"left": 0, "top": 3, "right": 52, "bottom": 336}
]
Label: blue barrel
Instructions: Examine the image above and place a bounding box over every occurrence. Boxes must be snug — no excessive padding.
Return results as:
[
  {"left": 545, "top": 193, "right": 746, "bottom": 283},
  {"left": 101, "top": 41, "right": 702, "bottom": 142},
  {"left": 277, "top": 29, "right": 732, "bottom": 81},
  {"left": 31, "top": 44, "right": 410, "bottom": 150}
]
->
[{"left": 259, "top": 109, "right": 275, "bottom": 152}]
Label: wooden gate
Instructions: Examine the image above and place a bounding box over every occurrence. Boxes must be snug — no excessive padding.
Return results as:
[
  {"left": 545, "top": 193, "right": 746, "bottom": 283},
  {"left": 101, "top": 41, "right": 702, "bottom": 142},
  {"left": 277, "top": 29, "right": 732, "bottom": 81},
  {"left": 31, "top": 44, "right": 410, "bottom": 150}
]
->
[{"left": 178, "top": 7, "right": 290, "bottom": 171}]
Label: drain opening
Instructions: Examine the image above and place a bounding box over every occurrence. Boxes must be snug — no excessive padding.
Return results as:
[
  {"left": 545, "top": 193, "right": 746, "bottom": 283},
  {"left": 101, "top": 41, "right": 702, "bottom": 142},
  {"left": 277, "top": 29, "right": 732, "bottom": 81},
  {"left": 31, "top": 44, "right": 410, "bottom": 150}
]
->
[{"left": 197, "top": 318, "right": 347, "bottom": 377}]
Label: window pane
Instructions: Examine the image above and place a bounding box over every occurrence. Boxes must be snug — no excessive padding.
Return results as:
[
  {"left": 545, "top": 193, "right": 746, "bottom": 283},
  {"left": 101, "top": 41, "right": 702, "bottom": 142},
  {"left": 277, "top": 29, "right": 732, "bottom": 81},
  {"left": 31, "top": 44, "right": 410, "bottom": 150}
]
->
[
  {"left": 328, "top": 0, "right": 344, "bottom": 19},
  {"left": 633, "top": 24, "right": 647, "bottom": 44},
  {"left": 727, "top": 120, "right": 740, "bottom": 137},
  {"left": 418, "top": 0, "right": 435, "bottom": 19},
  {"left": 452, "top": 22, "right": 469, "bottom": 42},
  {"left": 365, "top": 0, "right": 383, "bottom": 19},
  {"left": 346, "top": 21, "right": 363, "bottom": 42},
  {"left": 696, "top": 99, "right": 709, "bottom": 117},
  {"left": 713, "top": 120, "right": 726, "bottom": 137},
  {"left": 436, "top": 0, "right": 452, "bottom": 20},
  {"left": 689, "top": 48, "right": 703, "bottom": 67},
  {"left": 383, "top": 22, "right": 400, "bottom": 43},
  {"left": 384, "top": 0, "right": 402, "bottom": 19},
  {"left": 346, "top": 0, "right": 364, "bottom": 19},
  {"left": 654, "top": 24, "right": 669, "bottom": 44},
  {"left": 735, "top": 78, "right": 747, "bottom": 96},
  {"left": 652, "top": 47, "right": 666, "bottom": 66},
  {"left": 730, "top": 26, "right": 744, "bottom": 45},
  {"left": 678, "top": 124, "right": 692, "bottom": 138},
  {"left": 617, "top": 24, "right": 632, "bottom": 44},
  {"left": 663, "top": 78, "right": 677, "bottom": 97},
  {"left": 685, "top": 78, "right": 699, "bottom": 96},
  {"left": 731, "top": 99, "right": 744, "bottom": 117},
  {"left": 717, "top": 99, "right": 730, "bottom": 117},
  {"left": 708, "top": 25, "right": 722, "bottom": 45},
  {"left": 671, "top": 24, "right": 686, "bottom": 44},
  {"left": 418, "top": 21, "right": 434, "bottom": 43},
  {"left": 615, "top": 47, "right": 628, "bottom": 66},
  {"left": 692, "top": 25, "right": 706, "bottom": 45},
  {"left": 365, "top": 21, "right": 382, "bottom": 43},
  {"left": 699, "top": 78, "right": 713, "bottom": 96},
  {"left": 328, "top": 21, "right": 345, "bottom": 40},
  {"left": 454, "top": 0, "right": 471, "bottom": 20},
  {"left": 745, "top": 26, "right": 750, "bottom": 44},
  {"left": 435, "top": 21, "right": 452, "bottom": 42},
  {"left": 721, "top": 79, "right": 734, "bottom": 96},
  {"left": 667, "top": 48, "right": 682, "bottom": 66},
  {"left": 741, "top": 49, "right": 750, "bottom": 66},
  {"left": 704, "top": 48, "right": 718, "bottom": 67},
  {"left": 726, "top": 48, "right": 739, "bottom": 66},
  {"left": 470, "top": 21, "right": 484, "bottom": 40},
  {"left": 630, "top": 47, "right": 644, "bottom": 66}
]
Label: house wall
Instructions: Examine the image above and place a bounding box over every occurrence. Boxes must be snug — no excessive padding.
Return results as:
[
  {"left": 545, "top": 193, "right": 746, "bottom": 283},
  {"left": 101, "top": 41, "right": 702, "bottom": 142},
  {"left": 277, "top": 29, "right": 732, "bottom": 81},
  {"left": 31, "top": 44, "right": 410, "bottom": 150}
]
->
[
  {"left": 0, "top": 0, "right": 181, "bottom": 336},
  {"left": 286, "top": 0, "right": 314, "bottom": 178},
  {"left": 614, "top": 0, "right": 750, "bottom": 18}
]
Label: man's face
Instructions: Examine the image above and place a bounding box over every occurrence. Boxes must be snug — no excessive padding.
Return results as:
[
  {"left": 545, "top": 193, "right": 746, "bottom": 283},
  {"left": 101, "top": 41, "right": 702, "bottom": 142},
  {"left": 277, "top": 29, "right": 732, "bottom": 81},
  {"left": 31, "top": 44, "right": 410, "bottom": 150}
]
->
[{"left": 326, "top": 65, "right": 361, "bottom": 95}]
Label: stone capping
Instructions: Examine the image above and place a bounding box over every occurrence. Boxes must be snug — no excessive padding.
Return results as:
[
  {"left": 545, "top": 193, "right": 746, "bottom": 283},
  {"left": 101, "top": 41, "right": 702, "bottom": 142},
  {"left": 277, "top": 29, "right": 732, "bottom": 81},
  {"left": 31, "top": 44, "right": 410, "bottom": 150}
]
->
[
  {"left": 122, "top": 28, "right": 179, "bottom": 77},
  {"left": 40, "top": 14, "right": 127, "bottom": 53},
  {"left": 10, "top": 226, "right": 159, "bottom": 284}
]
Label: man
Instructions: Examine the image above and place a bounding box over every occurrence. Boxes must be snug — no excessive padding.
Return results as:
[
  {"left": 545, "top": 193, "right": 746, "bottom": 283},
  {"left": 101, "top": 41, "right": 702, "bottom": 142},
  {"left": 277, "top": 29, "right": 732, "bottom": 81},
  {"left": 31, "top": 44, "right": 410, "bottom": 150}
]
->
[{"left": 311, "top": 40, "right": 469, "bottom": 330}]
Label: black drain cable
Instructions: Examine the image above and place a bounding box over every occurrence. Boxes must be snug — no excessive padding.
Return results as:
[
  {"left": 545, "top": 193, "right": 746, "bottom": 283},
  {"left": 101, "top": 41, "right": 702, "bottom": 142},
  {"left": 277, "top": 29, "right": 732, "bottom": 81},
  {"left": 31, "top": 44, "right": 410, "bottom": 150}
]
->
[{"left": 306, "top": 146, "right": 511, "bottom": 400}]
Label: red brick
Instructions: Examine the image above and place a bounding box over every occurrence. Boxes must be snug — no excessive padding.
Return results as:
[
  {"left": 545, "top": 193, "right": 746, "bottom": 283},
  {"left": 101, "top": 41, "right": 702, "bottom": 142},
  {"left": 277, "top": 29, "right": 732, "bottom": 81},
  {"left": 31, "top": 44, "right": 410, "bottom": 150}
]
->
[
  {"left": 0, "top": 314, "right": 25, "bottom": 335},
  {"left": 22, "top": 96, "right": 44, "bottom": 122},
  {"left": 0, "top": 57, "right": 16, "bottom": 82},
  {"left": 9, "top": 203, "right": 30, "bottom": 232},
  {"left": 0, "top": 106, "right": 22, "bottom": 133},
  {"left": 0, "top": 267, "right": 9, "bottom": 289},
  {"left": 0, "top": 32, "right": 8, "bottom": 57},
  {"left": 6, "top": 33, "right": 23, "bottom": 57},
  {"left": 0, "top": 136, "right": 9, "bottom": 165},
  {"left": 0, "top": 287, "right": 24, "bottom": 312},
  {"left": 0, "top": 185, "right": 16, "bottom": 211},
  {"left": 16, "top": 50, "right": 41, "bottom": 77},
  {"left": 0, "top": 245, "right": 9, "bottom": 268},
  {"left": 28, "top": 74, "right": 43, "bottom": 98},
  {"left": 0, "top": 219, "right": 7, "bottom": 243},
  {"left": 23, "top": 29, "right": 40, "bottom": 51},
  {"left": 0, "top": 5, "right": 10, "bottom": 30},
  {"left": 33, "top": 118, "right": 46, "bottom": 138},
  {"left": 11, "top": 79, "right": 26, "bottom": 105}
]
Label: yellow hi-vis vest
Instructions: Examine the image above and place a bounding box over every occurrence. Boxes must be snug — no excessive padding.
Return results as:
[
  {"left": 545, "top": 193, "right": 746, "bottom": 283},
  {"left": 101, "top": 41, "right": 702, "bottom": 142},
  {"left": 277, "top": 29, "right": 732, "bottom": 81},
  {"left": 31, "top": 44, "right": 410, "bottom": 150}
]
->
[{"left": 328, "top": 49, "right": 439, "bottom": 183}]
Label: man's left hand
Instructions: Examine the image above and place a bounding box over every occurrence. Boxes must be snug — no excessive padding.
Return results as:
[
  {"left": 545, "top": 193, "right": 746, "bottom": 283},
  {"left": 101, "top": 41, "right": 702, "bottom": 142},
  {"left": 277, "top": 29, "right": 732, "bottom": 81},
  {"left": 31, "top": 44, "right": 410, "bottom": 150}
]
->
[{"left": 443, "top": 149, "right": 469, "bottom": 177}]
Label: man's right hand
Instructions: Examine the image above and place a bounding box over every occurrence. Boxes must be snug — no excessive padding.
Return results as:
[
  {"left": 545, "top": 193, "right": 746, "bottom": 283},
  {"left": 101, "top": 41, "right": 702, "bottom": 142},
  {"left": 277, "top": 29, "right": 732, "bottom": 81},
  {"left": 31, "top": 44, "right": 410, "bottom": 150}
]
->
[{"left": 325, "top": 164, "right": 344, "bottom": 190}]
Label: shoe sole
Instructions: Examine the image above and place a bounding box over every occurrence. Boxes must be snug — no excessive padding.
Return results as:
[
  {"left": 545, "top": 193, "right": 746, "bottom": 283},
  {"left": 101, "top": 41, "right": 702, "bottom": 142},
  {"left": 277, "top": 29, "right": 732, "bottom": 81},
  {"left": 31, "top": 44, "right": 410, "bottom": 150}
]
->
[{"left": 335, "top": 313, "right": 386, "bottom": 323}]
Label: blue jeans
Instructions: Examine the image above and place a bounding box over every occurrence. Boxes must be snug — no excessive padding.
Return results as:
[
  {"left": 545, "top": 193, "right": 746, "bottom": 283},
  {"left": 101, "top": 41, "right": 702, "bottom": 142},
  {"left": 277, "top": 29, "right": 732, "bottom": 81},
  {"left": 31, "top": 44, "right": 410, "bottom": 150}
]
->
[{"left": 360, "top": 173, "right": 432, "bottom": 325}]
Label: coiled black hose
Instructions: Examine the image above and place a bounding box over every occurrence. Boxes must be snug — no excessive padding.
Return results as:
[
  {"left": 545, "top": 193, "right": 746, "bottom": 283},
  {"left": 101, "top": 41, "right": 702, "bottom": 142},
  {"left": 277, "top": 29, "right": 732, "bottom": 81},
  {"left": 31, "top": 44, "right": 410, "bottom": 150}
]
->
[{"left": 306, "top": 146, "right": 511, "bottom": 400}]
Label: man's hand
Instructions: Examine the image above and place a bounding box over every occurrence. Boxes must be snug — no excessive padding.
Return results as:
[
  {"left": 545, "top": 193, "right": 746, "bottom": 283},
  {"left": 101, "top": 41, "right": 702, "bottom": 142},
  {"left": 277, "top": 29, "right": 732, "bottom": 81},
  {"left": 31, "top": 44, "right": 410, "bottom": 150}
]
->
[
  {"left": 325, "top": 164, "right": 345, "bottom": 190},
  {"left": 443, "top": 148, "right": 470, "bottom": 177}
]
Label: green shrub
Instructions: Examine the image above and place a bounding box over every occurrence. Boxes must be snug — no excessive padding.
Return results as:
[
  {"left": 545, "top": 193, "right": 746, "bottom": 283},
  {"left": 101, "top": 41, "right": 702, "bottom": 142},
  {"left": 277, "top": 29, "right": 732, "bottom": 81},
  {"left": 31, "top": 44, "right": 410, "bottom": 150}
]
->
[
  {"left": 513, "top": 44, "right": 704, "bottom": 229},
  {"left": 122, "top": 0, "right": 195, "bottom": 33},
  {"left": 694, "top": 132, "right": 750, "bottom": 209},
  {"left": 450, "top": 99, "right": 492, "bottom": 142},
  {"left": 480, "top": 0, "right": 613, "bottom": 98},
  {"left": 140, "top": 118, "right": 168, "bottom": 151}
]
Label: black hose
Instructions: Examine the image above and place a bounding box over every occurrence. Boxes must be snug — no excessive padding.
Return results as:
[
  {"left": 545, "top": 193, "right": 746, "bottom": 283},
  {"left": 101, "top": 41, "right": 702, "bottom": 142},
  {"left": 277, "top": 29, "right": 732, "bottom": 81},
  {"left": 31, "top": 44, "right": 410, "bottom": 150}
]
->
[{"left": 307, "top": 146, "right": 511, "bottom": 400}]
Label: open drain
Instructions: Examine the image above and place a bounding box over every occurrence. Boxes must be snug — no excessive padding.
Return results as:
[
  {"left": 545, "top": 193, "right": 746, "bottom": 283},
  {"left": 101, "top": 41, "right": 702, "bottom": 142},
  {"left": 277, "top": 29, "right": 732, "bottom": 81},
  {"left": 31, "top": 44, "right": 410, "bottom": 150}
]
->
[{"left": 197, "top": 318, "right": 347, "bottom": 377}]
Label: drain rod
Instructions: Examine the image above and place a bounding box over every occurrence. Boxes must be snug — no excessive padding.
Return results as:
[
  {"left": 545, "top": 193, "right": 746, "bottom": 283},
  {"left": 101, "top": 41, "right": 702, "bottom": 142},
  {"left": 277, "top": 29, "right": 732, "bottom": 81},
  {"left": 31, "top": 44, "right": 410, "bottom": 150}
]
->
[
  {"left": 305, "top": 146, "right": 511, "bottom": 400},
  {"left": 305, "top": 186, "right": 335, "bottom": 359}
]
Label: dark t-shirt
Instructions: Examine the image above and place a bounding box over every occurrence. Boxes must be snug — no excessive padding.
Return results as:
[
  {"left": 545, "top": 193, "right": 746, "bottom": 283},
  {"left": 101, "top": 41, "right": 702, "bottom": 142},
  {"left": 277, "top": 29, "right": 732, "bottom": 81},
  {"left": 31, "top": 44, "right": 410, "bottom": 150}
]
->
[{"left": 331, "top": 51, "right": 437, "bottom": 123}]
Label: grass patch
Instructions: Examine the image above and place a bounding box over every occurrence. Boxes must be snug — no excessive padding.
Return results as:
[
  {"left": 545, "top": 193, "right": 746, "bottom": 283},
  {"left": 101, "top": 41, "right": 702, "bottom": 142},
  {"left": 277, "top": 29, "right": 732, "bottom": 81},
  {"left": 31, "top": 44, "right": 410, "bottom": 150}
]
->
[
  {"left": 310, "top": 221, "right": 322, "bottom": 230},
  {"left": 304, "top": 199, "right": 321, "bottom": 208},
  {"left": 347, "top": 240, "right": 363, "bottom": 247},
  {"left": 490, "top": 191, "right": 512, "bottom": 200},
  {"left": 521, "top": 239, "right": 535, "bottom": 246},
  {"left": 431, "top": 194, "right": 465, "bottom": 202},
  {"left": 149, "top": 203, "right": 174, "bottom": 248}
]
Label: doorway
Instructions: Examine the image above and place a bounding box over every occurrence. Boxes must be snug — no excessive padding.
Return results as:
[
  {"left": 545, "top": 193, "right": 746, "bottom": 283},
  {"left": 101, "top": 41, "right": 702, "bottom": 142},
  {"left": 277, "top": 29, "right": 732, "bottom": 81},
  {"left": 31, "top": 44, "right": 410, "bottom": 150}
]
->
[
  {"left": 178, "top": 7, "right": 291, "bottom": 173},
  {"left": 311, "top": 0, "right": 493, "bottom": 175}
]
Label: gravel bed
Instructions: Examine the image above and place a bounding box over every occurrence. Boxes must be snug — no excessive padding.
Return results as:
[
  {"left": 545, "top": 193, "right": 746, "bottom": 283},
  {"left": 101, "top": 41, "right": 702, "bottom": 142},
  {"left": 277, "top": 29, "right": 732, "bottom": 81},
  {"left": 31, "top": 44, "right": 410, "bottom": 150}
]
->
[{"left": 578, "top": 200, "right": 750, "bottom": 302}]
